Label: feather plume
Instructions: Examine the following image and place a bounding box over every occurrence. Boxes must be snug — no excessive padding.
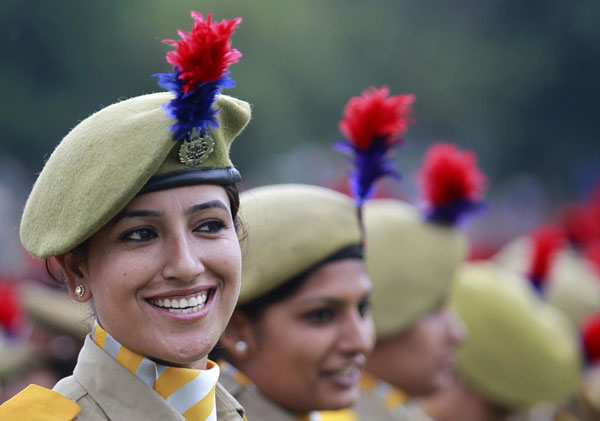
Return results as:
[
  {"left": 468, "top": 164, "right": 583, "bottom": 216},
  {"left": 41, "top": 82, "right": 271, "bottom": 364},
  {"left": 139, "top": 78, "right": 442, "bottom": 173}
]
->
[
  {"left": 561, "top": 204, "right": 600, "bottom": 249},
  {"left": 155, "top": 12, "right": 242, "bottom": 141},
  {"left": 526, "top": 225, "right": 565, "bottom": 293},
  {"left": 582, "top": 312, "right": 600, "bottom": 364},
  {"left": 0, "top": 283, "right": 25, "bottom": 337},
  {"left": 418, "top": 142, "right": 486, "bottom": 225},
  {"left": 336, "top": 86, "right": 415, "bottom": 205}
]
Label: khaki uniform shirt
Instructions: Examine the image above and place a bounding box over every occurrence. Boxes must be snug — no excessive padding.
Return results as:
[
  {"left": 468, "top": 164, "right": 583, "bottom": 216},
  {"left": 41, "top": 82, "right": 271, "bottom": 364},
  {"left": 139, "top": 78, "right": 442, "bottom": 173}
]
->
[
  {"left": 218, "top": 365, "right": 304, "bottom": 421},
  {"left": 343, "top": 374, "right": 435, "bottom": 421},
  {"left": 52, "top": 336, "right": 245, "bottom": 420}
]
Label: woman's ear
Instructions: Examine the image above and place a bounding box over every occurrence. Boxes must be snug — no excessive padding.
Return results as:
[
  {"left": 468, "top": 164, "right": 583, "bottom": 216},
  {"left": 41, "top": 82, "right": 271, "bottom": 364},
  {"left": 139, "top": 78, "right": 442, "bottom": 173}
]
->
[
  {"left": 54, "top": 252, "right": 92, "bottom": 302},
  {"left": 220, "top": 310, "right": 258, "bottom": 361}
]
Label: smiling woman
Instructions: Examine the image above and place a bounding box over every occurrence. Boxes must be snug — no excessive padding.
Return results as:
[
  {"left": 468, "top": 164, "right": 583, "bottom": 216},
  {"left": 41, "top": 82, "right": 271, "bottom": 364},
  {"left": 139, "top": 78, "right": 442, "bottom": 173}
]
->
[{"left": 0, "top": 11, "right": 250, "bottom": 421}]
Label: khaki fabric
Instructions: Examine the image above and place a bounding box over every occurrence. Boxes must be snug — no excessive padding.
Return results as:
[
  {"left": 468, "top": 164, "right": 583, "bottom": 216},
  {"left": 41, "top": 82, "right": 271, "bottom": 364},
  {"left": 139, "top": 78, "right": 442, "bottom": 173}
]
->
[
  {"left": 494, "top": 237, "right": 600, "bottom": 327},
  {"left": 21, "top": 93, "right": 250, "bottom": 258},
  {"left": 452, "top": 262, "right": 581, "bottom": 409},
  {"left": 364, "top": 199, "right": 467, "bottom": 338},
  {"left": 219, "top": 365, "right": 300, "bottom": 420},
  {"left": 238, "top": 184, "right": 361, "bottom": 303},
  {"left": 52, "top": 336, "right": 245, "bottom": 421}
]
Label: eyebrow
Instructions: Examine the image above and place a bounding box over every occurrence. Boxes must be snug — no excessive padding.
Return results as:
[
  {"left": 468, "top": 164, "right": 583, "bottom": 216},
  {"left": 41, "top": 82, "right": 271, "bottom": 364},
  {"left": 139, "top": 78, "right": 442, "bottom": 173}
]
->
[
  {"left": 112, "top": 200, "right": 229, "bottom": 224},
  {"left": 185, "top": 200, "right": 229, "bottom": 215}
]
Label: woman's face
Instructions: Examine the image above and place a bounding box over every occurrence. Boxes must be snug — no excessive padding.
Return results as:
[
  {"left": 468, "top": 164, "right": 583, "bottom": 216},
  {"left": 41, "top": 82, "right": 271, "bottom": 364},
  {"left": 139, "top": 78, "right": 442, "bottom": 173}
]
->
[
  {"left": 235, "top": 259, "right": 375, "bottom": 413},
  {"left": 65, "top": 184, "right": 241, "bottom": 367},
  {"left": 366, "top": 304, "right": 466, "bottom": 396}
]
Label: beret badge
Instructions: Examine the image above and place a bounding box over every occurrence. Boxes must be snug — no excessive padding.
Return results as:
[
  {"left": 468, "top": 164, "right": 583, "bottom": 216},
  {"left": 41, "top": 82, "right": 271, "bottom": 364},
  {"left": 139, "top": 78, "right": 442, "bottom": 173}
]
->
[{"left": 179, "top": 129, "right": 215, "bottom": 166}]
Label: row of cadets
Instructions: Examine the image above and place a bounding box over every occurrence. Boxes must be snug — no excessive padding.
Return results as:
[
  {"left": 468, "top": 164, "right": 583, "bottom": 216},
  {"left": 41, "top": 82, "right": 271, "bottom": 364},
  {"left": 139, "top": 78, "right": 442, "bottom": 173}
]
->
[
  {"left": 492, "top": 188, "right": 600, "bottom": 420},
  {"left": 211, "top": 86, "right": 416, "bottom": 420},
  {"left": 319, "top": 95, "right": 583, "bottom": 419}
]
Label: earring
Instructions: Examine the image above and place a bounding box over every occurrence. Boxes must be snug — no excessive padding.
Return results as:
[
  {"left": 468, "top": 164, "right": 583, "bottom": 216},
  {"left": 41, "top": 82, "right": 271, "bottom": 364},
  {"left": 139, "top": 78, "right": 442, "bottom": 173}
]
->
[
  {"left": 234, "top": 340, "right": 248, "bottom": 354},
  {"left": 74, "top": 284, "right": 86, "bottom": 298}
]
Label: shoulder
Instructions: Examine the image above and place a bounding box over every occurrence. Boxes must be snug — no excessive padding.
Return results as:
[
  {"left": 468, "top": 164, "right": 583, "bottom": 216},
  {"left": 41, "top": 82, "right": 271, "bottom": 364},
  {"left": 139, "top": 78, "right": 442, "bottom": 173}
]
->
[
  {"left": 0, "top": 384, "right": 81, "bottom": 420},
  {"left": 215, "top": 381, "right": 246, "bottom": 421}
]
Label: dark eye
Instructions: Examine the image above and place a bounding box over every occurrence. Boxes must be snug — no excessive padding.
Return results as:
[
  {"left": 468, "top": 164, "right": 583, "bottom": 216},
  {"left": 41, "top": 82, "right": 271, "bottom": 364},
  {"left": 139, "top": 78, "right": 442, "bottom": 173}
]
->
[
  {"left": 358, "top": 299, "right": 371, "bottom": 317},
  {"left": 122, "top": 227, "right": 157, "bottom": 242},
  {"left": 195, "top": 219, "right": 226, "bottom": 234},
  {"left": 305, "top": 308, "right": 335, "bottom": 324}
]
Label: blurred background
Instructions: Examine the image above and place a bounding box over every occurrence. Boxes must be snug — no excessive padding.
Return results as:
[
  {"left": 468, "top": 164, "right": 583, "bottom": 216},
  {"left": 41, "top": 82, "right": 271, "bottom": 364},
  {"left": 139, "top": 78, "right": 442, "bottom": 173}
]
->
[
  {"left": 1, "top": 0, "right": 600, "bottom": 403},
  {"left": 1, "top": 1, "right": 600, "bottom": 267},
  {"left": 2, "top": 0, "right": 600, "bottom": 277}
]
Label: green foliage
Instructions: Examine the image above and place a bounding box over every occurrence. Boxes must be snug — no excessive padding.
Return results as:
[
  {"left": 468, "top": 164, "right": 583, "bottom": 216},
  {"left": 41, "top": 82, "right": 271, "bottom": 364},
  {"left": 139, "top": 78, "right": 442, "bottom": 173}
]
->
[{"left": 2, "top": 0, "right": 599, "bottom": 199}]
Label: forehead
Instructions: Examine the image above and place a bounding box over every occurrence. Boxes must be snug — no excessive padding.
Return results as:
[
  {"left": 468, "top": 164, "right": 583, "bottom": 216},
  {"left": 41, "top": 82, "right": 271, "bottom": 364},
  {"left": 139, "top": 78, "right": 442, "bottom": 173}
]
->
[{"left": 127, "top": 184, "right": 230, "bottom": 210}]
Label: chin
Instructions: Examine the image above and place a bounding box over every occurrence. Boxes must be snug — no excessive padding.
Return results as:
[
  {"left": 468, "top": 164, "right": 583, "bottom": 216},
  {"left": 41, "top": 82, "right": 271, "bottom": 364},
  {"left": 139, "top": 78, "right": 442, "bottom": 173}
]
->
[{"left": 316, "top": 389, "right": 360, "bottom": 411}]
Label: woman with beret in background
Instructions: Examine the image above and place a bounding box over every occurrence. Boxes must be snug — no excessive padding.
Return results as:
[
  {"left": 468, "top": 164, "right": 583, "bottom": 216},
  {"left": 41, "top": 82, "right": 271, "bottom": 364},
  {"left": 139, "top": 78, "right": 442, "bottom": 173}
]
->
[
  {"left": 214, "top": 87, "right": 415, "bottom": 420},
  {"left": 424, "top": 262, "right": 581, "bottom": 421},
  {"left": 347, "top": 143, "right": 485, "bottom": 420},
  {"left": 1, "top": 12, "right": 250, "bottom": 420}
]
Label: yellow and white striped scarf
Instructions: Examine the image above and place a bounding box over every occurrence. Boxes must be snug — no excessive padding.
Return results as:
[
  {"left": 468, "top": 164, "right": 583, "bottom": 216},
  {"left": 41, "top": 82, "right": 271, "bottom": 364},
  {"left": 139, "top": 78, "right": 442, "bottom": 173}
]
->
[{"left": 92, "top": 322, "right": 219, "bottom": 421}]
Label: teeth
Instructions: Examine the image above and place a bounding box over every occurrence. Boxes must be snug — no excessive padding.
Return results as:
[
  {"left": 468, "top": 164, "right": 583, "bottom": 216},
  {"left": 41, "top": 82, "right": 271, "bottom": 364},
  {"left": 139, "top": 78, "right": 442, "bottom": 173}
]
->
[
  {"left": 151, "top": 292, "right": 209, "bottom": 312},
  {"left": 336, "top": 367, "right": 356, "bottom": 376}
]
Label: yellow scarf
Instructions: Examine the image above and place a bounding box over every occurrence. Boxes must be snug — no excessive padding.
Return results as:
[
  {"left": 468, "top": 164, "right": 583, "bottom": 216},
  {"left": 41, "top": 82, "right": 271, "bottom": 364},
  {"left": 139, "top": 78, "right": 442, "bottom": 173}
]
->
[{"left": 92, "top": 322, "right": 218, "bottom": 421}]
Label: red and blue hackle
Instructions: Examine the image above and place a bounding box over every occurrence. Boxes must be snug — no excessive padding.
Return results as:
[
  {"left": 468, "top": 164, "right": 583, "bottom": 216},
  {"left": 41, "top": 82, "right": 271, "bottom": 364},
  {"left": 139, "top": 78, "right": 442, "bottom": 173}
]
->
[
  {"left": 418, "top": 142, "right": 486, "bottom": 226},
  {"left": 335, "top": 86, "right": 415, "bottom": 207},
  {"left": 154, "top": 12, "right": 242, "bottom": 141}
]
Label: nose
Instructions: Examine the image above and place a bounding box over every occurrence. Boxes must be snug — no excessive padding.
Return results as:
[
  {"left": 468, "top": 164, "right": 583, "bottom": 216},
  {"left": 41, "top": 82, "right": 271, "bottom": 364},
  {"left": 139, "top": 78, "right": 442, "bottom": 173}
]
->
[
  {"left": 161, "top": 233, "right": 205, "bottom": 282},
  {"left": 338, "top": 310, "right": 375, "bottom": 356},
  {"left": 445, "top": 308, "right": 467, "bottom": 347}
]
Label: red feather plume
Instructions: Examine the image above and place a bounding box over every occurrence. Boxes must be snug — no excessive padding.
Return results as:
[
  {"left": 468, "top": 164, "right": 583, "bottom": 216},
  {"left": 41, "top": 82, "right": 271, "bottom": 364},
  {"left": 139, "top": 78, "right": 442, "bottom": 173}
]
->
[
  {"left": 339, "top": 86, "right": 415, "bottom": 151},
  {"left": 584, "top": 239, "right": 600, "bottom": 276},
  {"left": 527, "top": 224, "right": 565, "bottom": 283},
  {"left": 164, "top": 12, "right": 242, "bottom": 93},
  {"left": 582, "top": 312, "right": 600, "bottom": 364},
  {"left": 419, "top": 142, "right": 486, "bottom": 208},
  {"left": 0, "top": 282, "right": 25, "bottom": 335},
  {"left": 560, "top": 204, "right": 600, "bottom": 249}
]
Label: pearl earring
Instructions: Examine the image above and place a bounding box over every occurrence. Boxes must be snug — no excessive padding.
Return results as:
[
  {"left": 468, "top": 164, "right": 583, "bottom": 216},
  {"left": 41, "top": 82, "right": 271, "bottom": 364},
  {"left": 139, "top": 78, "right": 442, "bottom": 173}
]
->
[
  {"left": 234, "top": 340, "right": 248, "bottom": 354},
  {"left": 74, "top": 284, "right": 86, "bottom": 298}
]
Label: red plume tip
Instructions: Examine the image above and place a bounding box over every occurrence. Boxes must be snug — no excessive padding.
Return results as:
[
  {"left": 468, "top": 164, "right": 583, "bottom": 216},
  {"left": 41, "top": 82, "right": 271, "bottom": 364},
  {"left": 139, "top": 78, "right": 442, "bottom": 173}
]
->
[
  {"left": 561, "top": 204, "right": 600, "bottom": 249},
  {"left": 0, "top": 283, "right": 25, "bottom": 335},
  {"left": 418, "top": 142, "right": 486, "bottom": 208},
  {"left": 164, "top": 12, "right": 242, "bottom": 93},
  {"left": 339, "top": 86, "right": 415, "bottom": 150},
  {"left": 527, "top": 225, "right": 565, "bottom": 282},
  {"left": 582, "top": 312, "right": 600, "bottom": 364}
]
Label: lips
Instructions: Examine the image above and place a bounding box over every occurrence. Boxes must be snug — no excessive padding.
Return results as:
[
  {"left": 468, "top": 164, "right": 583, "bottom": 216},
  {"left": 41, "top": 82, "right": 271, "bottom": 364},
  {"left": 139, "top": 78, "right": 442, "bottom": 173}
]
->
[
  {"left": 321, "top": 365, "right": 362, "bottom": 388},
  {"left": 148, "top": 290, "right": 212, "bottom": 314}
]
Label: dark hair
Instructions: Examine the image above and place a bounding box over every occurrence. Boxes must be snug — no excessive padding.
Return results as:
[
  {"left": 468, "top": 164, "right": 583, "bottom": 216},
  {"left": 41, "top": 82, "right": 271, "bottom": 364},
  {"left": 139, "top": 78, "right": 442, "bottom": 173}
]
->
[{"left": 45, "top": 183, "right": 242, "bottom": 284}]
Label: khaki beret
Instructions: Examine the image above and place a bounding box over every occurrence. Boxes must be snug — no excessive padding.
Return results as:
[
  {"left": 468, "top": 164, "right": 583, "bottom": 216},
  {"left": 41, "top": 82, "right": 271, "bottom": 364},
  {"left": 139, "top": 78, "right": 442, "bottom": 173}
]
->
[
  {"left": 453, "top": 262, "right": 581, "bottom": 408},
  {"left": 20, "top": 93, "right": 250, "bottom": 258},
  {"left": 494, "top": 237, "right": 600, "bottom": 327},
  {"left": 364, "top": 199, "right": 467, "bottom": 339},
  {"left": 238, "top": 184, "right": 362, "bottom": 303}
]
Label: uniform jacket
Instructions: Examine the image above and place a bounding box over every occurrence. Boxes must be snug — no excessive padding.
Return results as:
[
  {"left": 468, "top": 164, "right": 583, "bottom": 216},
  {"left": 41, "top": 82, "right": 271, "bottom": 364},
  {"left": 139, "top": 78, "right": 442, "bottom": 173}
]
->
[
  {"left": 53, "top": 336, "right": 245, "bottom": 421},
  {"left": 219, "top": 364, "right": 306, "bottom": 421}
]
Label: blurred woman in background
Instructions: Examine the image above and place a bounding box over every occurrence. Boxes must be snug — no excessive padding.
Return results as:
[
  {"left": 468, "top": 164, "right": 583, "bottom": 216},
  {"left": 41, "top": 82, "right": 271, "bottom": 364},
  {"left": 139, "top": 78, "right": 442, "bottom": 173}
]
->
[{"left": 424, "top": 262, "right": 581, "bottom": 421}]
